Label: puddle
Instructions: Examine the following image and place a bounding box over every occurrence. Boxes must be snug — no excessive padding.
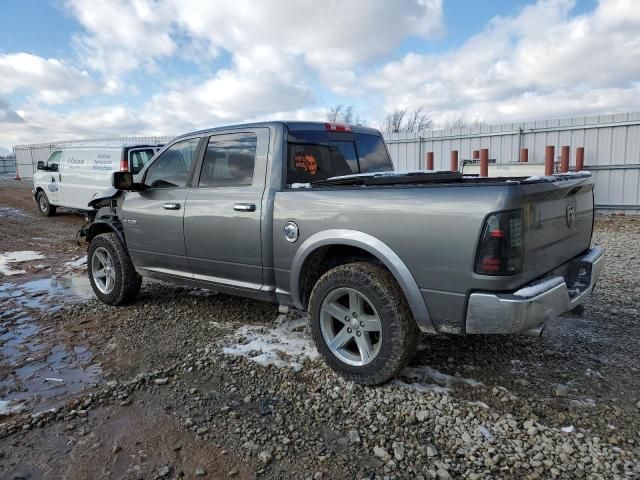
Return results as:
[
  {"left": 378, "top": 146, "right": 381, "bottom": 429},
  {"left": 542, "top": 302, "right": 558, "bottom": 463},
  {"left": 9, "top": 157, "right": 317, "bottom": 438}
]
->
[
  {"left": 0, "top": 272, "right": 100, "bottom": 414},
  {"left": 0, "top": 207, "right": 27, "bottom": 219}
]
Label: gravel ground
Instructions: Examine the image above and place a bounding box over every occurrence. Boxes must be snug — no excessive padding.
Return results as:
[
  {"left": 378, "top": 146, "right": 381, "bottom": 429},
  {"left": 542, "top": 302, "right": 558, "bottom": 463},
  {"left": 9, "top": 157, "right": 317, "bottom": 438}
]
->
[{"left": 0, "top": 180, "right": 639, "bottom": 479}]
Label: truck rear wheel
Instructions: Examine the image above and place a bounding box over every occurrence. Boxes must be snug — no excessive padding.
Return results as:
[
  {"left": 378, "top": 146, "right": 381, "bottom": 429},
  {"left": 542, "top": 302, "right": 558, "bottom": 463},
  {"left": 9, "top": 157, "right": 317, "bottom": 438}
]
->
[
  {"left": 88, "top": 232, "right": 141, "bottom": 305},
  {"left": 36, "top": 191, "right": 56, "bottom": 217},
  {"left": 309, "top": 262, "right": 418, "bottom": 385}
]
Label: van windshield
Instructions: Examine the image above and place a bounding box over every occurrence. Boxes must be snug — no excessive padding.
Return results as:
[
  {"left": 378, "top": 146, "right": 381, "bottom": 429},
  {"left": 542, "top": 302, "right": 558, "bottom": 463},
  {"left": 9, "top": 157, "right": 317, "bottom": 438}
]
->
[
  {"left": 286, "top": 131, "right": 393, "bottom": 184},
  {"left": 129, "top": 149, "right": 156, "bottom": 174}
]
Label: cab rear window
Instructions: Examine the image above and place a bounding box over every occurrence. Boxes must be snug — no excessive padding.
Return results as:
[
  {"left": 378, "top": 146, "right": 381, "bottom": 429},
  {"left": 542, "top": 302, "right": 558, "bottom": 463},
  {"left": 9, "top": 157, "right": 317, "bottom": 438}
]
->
[{"left": 286, "top": 131, "right": 392, "bottom": 185}]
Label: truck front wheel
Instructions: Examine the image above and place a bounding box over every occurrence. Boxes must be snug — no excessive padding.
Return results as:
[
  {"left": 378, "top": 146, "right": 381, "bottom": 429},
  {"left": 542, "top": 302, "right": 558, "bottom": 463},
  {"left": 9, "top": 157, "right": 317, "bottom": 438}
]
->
[
  {"left": 36, "top": 191, "right": 56, "bottom": 217},
  {"left": 309, "top": 262, "right": 418, "bottom": 385},
  {"left": 88, "top": 232, "right": 141, "bottom": 305}
]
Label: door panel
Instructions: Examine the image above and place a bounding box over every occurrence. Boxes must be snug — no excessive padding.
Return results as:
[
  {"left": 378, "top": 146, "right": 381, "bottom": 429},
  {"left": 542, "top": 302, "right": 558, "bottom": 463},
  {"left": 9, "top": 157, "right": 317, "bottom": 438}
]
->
[
  {"left": 45, "top": 151, "right": 62, "bottom": 205},
  {"left": 184, "top": 129, "right": 269, "bottom": 290},
  {"left": 121, "top": 188, "right": 191, "bottom": 274},
  {"left": 121, "top": 137, "right": 201, "bottom": 277}
]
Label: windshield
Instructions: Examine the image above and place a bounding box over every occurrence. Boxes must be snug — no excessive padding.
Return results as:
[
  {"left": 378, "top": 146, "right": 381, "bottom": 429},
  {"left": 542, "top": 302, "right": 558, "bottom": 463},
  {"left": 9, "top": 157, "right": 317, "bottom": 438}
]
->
[
  {"left": 129, "top": 148, "right": 156, "bottom": 174},
  {"left": 286, "top": 131, "right": 393, "bottom": 184}
]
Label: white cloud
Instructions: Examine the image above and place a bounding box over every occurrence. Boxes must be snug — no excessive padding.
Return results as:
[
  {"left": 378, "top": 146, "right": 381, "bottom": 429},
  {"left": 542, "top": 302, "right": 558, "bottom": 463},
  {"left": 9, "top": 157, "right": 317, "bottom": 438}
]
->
[
  {"left": 168, "top": 0, "right": 443, "bottom": 69},
  {"left": 0, "top": 53, "right": 99, "bottom": 104},
  {"left": 368, "top": 0, "right": 640, "bottom": 124},
  {"left": 66, "top": 0, "right": 177, "bottom": 76}
]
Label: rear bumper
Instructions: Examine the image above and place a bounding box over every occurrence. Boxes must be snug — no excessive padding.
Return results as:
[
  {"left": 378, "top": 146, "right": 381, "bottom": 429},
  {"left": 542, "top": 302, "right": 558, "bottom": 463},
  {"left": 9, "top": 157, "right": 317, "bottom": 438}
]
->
[{"left": 465, "top": 247, "right": 604, "bottom": 334}]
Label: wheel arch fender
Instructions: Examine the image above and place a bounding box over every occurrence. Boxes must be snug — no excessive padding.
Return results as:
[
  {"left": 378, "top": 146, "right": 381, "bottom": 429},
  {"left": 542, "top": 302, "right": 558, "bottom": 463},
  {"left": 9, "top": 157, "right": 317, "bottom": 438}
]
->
[
  {"left": 290, "top": 229, "right": 434, "bottom": 332},
  {"left": 86, "top": 218, "right": 126, "bottom": 247}
]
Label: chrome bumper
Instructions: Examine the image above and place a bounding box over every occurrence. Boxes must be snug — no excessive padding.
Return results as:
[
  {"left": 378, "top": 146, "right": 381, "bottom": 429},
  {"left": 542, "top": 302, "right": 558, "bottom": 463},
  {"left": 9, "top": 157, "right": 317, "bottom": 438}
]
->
[{"left": 466, "top": 247, "right": 604, "bottom": 334}]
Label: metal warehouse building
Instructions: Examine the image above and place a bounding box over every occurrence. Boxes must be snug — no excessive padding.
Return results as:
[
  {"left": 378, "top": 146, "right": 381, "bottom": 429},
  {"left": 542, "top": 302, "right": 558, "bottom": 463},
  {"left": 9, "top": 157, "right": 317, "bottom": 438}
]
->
[{"left": 12, "top": 112, "right": 640, "bottom": 214}]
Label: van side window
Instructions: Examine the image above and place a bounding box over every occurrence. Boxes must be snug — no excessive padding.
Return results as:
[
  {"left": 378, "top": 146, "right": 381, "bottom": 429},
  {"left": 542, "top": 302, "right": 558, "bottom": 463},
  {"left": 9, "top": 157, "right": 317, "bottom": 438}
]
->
[
  {"left": 48, "top": 151, "right": 62, "bottom": 171},
  {"left": 144, "top": 139, "right": 199, "bottom": 188},
  {"left": 198, "top": 133, "right": 257, "bottom": 187},
  {"left": 129, "top": 149, "right": 155, "bottom": 175}
]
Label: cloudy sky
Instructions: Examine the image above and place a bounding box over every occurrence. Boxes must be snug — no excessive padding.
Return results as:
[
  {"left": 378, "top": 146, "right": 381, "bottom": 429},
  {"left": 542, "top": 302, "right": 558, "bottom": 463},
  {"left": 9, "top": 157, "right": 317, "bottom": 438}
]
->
[{"left": 0, "top": 0, "right": 639, "bottom": 153}]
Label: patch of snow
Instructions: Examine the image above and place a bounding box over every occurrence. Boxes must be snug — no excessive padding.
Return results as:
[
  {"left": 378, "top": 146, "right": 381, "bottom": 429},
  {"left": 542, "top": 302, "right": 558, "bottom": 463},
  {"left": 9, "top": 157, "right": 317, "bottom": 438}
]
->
[
  {"left": 512, "top": 276, "right": 563, "bottom": 298},
  {"left": 290, "top": 183, "right": 311, "bottom": 189},
  {"left": 390, "top": 379, "right": 448, "bottom": 394},
  {"left": 561, "top": 425, "right": 575, "bottom": 433},
  {"left": 65, "top": 256, "right": 87, "bottom": 268},
  {"left": 479, "top": 425, "right": 494, "bottom": 441},
  {"left": 222, "top": 315, "right": 319, "bottom": 372},
  {"left": 0, "top": 251, "right": 45, "bottom": 276},
  {"left": 401, "top": 366, "right": 484, "bottom": 388},
  {"left": 0, "top": 399, "right": 26, "bottom": 416}
]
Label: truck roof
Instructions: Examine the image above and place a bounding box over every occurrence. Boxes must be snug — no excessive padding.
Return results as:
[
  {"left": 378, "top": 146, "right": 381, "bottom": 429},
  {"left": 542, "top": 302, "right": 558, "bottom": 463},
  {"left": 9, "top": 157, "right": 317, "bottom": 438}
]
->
[
  {"left": 173, "top": 121, "right": 382, "bottom": 141},
  {"left": 55, "top": 141, "right": 163, "bottom": 150}
]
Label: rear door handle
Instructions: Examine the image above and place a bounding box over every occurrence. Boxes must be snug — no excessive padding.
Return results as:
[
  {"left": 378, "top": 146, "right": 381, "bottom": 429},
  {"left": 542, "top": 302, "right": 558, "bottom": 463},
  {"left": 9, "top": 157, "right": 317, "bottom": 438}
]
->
[
  {"left": 163, "top": 203, "right": 181, "bottom": 210},
  {"left": 234, "top": 203, "right": 256, "bottom": 212}
]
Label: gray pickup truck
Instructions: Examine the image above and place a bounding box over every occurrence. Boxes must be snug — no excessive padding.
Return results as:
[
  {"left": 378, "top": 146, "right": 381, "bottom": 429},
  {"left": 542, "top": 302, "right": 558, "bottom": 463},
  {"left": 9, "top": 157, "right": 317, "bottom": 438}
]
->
[{"left": 83, "top": 121, "right": 604, "bottom": 384}]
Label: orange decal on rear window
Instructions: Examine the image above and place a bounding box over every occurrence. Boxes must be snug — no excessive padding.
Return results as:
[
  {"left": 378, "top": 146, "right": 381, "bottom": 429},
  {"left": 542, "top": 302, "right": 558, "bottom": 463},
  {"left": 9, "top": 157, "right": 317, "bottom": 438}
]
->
[{"left": 294, "top": 152, "right": 318, "bottom": 175}]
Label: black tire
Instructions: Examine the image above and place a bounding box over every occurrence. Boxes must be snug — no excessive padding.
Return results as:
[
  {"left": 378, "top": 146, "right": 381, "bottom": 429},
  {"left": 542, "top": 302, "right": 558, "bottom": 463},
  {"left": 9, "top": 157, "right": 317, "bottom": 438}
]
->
[
  {"left": 309, "top": 262, "right": 418, "bottom": 385},
  {"left": 87, "top": 232, "right": 141, "bottom": 305},
  {"left": 36, "top": 191, "right": 56, "bottom": 217}
]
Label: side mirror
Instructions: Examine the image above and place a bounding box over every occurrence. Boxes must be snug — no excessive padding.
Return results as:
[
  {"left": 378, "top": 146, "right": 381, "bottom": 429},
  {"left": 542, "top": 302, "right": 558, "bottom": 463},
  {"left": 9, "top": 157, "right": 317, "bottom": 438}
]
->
[
  {"left": 112, "top": 171, "right": 142, "bottom": 191},
  {"left": 37, "top": 161, "right": 45, "bottom": 170}
]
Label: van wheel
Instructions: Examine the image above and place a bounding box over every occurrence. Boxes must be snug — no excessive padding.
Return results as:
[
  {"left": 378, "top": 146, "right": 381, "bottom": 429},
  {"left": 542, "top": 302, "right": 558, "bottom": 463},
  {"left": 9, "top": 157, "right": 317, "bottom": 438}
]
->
[
  {"left": 88, "top": 232, "right": 141, "bottom": 305},
  {"left": 36, "top": 191, "right": 56, "bottom": 217},
  {"left": 309, "top": 262, "right": 418, "bottom": 385}
]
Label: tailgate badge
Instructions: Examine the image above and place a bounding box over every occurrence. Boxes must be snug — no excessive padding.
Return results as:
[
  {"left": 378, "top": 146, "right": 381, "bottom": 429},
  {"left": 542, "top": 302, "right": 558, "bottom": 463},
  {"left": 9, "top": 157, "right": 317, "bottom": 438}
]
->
[{"left": 566, "top": 206, "right": 575, "bottom": 228}]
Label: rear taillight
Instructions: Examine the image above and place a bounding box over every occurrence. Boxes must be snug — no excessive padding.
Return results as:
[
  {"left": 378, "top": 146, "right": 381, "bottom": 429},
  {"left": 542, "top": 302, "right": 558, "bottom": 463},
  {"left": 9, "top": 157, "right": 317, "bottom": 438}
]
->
[
  {"left": 120, "top": 155, "right": 128, "bottom": 172},
  {"left": 325, "top": 122, "right": 352, "bottom": 132},
  {"left": 475, "top": 210, "right": 523, "bottom": 275}
]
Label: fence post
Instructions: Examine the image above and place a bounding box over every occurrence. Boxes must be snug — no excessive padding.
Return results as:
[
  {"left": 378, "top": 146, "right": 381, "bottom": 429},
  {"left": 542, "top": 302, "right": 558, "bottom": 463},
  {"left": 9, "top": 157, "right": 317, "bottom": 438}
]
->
[
  {"left": 450, "top": 150, "right": 458, "bottom": 172},
  {"left": 576, "top": 147, "right": 584, "bottom": 172},
  {"left": 426, "top": 151, "right": 434, "bottom": 170},
  {"left": 480, "top": 149, "right": 489, "bottom": 177},
  {"left": 560, "top": 145, "right": 570, "bottom": 173},
  {"left": 520, "top": 148, "right": 528, "bottom": 163},
  {"left": 545, "top": 146, "right": 555, "bottom": 176}
]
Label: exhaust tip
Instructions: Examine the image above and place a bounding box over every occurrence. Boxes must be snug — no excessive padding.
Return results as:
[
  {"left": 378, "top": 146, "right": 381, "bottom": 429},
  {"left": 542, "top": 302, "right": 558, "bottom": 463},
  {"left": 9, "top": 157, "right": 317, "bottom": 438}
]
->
[{"left": 523, "top": 324, "right": 545, "bottom": 337}]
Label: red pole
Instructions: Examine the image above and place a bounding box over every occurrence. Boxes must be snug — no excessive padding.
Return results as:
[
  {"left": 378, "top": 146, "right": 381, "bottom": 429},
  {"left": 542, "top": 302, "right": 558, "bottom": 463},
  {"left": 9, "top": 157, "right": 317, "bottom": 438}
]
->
[
  {"left": 472, "top": 150, "right": 479, "bottom": 160},
  {"left": 560, "top": 145, "right": 570, "bottom": 173},
  {"left": 576, "top": 147, "right": 584, "bottom": 172},
  {"left": 520, "top": 148, "right": 528, "bottom": 163},
  {"left": 450, "top": 150, "right": 459, "bottom": 172},
  {"left": 426, "top": 151, "right": 434, "bottom": 170},
  {"left": 544, "top": 146, "right": 555, "bottom": 176},
  {"left": 480, "top": 148, "right": 489, "bottom": 177}
]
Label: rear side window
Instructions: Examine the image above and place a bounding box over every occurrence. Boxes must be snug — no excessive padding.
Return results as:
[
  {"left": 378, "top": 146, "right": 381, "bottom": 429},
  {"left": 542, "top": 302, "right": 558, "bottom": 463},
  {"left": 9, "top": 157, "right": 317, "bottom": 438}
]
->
[
  {"left": 144, "top": 138, "right": 199, "bottom": 188},
  {"left": 129, "top": 149, "right": 155, "bottom": 174},
  {"left": 199, "top": 133, "right": 257, "bottom": 187},
  {"left": 286, "top": 131, "right": 392, "bottom": 184}
]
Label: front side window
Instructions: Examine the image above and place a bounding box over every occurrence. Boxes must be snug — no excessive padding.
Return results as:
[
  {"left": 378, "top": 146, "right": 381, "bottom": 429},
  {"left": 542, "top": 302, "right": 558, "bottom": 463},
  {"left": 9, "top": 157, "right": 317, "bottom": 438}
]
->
[
  {"left": 129, "top": 149, "right": 155, "bottom": 175},
  {"left": 48, "top": 151, "right": 62, "bottom": 171},
  {"left": 199, "top": 133, "right": 257, "bottom": 187},
  {"left": 144, "top": 138, "right": 199, "bottom": 188}
]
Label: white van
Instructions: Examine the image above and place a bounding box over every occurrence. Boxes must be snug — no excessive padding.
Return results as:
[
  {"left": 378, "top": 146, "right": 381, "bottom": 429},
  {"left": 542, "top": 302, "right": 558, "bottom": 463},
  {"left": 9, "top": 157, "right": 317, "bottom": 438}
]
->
[{"left": 32, "top": 142, "right": 163, "bottom": 216}]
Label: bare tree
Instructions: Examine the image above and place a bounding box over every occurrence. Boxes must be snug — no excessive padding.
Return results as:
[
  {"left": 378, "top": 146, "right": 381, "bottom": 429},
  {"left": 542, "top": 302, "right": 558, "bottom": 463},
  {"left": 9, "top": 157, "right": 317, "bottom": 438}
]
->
[
  {"left": 326, "top": 104, "right": 361, "bottom": 124},
  {"left": 342, "top": 105, "right": 354, "bottom": 124},
  {"left": 382, "top": 107, "right": 432, "bottom": 135},
  {"left": 405, "top": 107, "right": 433, "bottom": 133},
  {"left": 443, "top": 115, "right": 467, "bottom": 130},
  {"left": 326, "top": 105, "right": 343, "bottom": 122}
]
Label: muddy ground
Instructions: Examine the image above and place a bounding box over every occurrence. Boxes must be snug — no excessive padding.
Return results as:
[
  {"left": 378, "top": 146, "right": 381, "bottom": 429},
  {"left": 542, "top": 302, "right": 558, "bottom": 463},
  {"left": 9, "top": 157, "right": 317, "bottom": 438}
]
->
[{"left": 0, "top": 178, "right": 638, "bottom": 479}]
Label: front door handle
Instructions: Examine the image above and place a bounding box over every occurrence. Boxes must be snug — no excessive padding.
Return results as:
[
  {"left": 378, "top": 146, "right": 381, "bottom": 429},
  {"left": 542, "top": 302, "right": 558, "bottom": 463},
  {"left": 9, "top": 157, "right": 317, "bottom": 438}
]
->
[
  {"left": 234, "top": 203, "right": 256, "bottom": 212},
  {"left": 163, "top": 203, "right": 181, "bottom": 210}
]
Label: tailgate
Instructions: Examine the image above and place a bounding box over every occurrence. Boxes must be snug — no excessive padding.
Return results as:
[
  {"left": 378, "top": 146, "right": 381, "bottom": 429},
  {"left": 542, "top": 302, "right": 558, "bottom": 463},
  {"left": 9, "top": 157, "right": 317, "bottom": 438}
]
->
[{"left": 520, "top": 175, "right": 594, "bottom": 283}]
